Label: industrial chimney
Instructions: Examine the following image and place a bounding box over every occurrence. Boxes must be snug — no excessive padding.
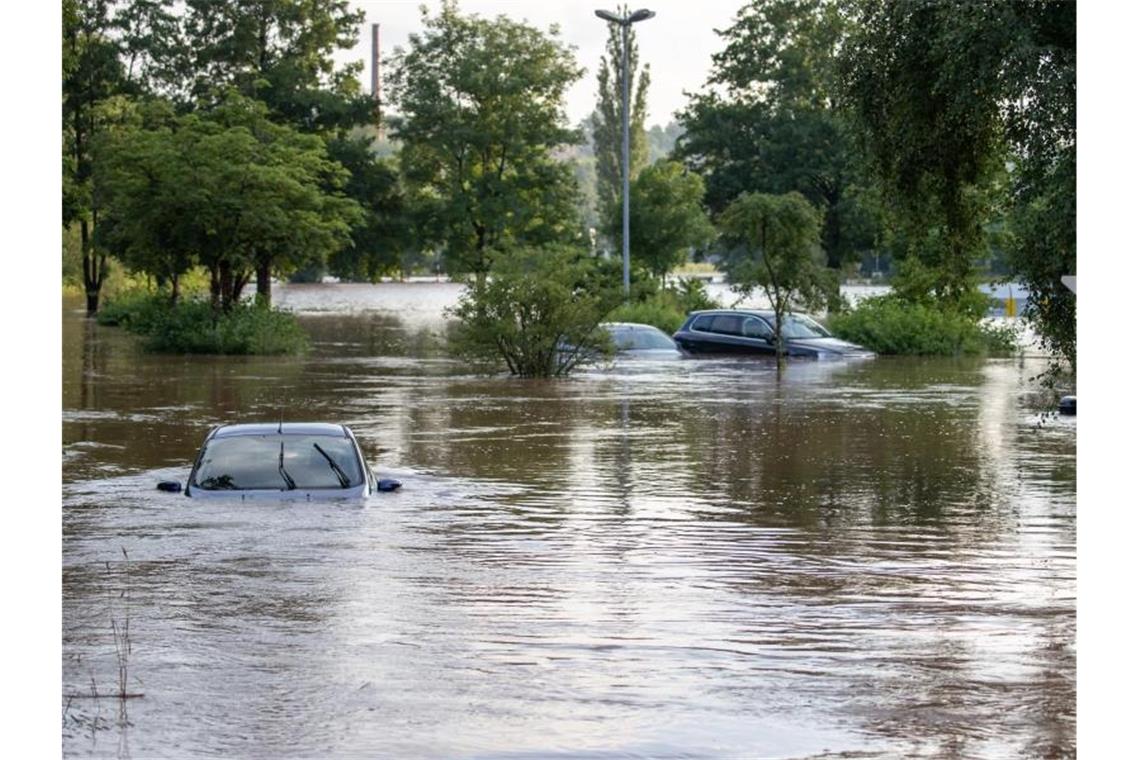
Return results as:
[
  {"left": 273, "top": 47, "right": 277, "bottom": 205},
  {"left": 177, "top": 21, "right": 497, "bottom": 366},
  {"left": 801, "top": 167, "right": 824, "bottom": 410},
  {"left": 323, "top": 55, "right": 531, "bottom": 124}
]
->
[{"left": 371, "top": 23, "right": 381, "bottom": 102}]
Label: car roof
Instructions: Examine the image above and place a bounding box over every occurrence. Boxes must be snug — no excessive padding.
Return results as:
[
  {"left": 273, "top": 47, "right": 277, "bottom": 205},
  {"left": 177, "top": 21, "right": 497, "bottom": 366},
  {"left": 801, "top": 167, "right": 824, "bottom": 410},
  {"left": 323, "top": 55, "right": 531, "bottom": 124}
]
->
[
  {"left": 601, "top": 322, "right": 668, "bottom": 331},
  {"left": 212, "top": 422, "right": 350, "bottom": 439},
  {"left": 687, "top": 309, "right": 777, "bottom": 318}
]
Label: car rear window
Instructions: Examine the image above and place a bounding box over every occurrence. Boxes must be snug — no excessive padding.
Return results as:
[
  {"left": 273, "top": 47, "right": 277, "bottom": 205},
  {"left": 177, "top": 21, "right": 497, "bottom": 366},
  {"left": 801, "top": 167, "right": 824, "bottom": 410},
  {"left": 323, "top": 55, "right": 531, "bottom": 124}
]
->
[
  {"left": 193, "top": 434, "right": 364, "bottom": 490},
  {"left": 691, "top": 315, "right": 715, "bottom": 332},
  {"left": 613, "top": 327, "right": 676, "bottom": 350}
]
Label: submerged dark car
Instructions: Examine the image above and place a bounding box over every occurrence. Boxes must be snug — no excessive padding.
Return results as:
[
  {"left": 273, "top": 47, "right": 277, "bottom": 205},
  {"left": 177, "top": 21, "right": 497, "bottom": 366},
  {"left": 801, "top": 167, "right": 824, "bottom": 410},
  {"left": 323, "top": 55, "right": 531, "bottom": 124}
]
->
[
  {"left": 672, "top": 309, "right": 872, "bottom": 359},
  {"left": 157, "top": 423, "right": 400, "bottom": 498}
]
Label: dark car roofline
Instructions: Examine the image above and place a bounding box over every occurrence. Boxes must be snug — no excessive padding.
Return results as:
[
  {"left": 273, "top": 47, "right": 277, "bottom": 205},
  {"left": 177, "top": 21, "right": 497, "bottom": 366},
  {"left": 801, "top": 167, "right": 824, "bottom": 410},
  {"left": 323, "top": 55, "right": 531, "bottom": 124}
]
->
[{"left": 686, "top": 308, "right": 776, "bottom": 317}]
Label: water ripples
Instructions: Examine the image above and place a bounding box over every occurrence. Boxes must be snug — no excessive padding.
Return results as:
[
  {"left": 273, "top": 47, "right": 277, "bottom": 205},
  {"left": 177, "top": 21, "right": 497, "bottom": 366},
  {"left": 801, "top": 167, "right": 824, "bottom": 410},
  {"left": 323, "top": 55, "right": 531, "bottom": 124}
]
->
[{"left": 62, "top": 298, "right": 1074, "bottom": 758}]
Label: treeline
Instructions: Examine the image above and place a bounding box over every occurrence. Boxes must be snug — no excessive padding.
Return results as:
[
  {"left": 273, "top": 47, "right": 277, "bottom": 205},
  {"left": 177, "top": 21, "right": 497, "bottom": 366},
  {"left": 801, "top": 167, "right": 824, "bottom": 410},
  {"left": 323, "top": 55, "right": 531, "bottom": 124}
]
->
[
  {"left": 64, "top": 0, "right": 417, "bottom": 315},
  {"left": 64, "top": 0, "right": 1075, "bottom": 369}
]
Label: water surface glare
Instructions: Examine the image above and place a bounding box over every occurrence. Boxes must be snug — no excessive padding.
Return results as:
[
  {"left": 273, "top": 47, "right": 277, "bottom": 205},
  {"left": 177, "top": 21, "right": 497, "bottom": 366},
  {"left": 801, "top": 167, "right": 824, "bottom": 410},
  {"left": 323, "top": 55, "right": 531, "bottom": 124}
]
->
[{"left": 62, "top": 286, "right": 1075, "bottom": 758}]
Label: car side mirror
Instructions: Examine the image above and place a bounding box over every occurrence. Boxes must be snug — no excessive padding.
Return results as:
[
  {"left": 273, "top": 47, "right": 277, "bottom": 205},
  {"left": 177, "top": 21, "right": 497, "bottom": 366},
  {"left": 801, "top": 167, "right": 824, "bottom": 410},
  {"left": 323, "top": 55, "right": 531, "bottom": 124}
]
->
[
  {"left": 763, "top": 335, "right": 775, "bottom": 344},
  {"left": 157, "top": 481, "right": 182, "bottom": 493},
  {"left": 375, "top": 475, "right": 402, "bottom": 492}
]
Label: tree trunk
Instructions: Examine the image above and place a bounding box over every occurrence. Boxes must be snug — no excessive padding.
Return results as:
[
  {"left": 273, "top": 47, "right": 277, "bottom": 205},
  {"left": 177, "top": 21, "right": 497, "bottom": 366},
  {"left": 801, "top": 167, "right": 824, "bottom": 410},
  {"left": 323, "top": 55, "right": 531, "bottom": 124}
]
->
[
  {"left": 773, "top": 295, "right": 786, "bottom": 372},
  {"left": 169, "top": 273, "right": 181, "bottom": 306},
  {"left": 209, "top": 265, "right": 222, "bottom": 311},
  {"left": 229, "top": 270, "right": 249, "bottom": 309},
  {"left": 80, "top": 219, "right": 99, "bottom": 316},
  {"left": 219, "top": 259, "right": 234, "bottom": 312},
  {"left": 824, "top": 199, "right": 843, "bottom": 269},
  {"left": 256, "top": 259, "right": 272, "bottom": 306}
]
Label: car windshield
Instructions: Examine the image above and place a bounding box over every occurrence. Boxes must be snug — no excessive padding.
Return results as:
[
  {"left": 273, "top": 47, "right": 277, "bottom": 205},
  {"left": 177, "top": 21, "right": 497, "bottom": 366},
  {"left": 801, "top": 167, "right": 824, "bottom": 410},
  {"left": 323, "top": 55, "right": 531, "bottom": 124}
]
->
[
  {"left": 193, "top": 434, "right": 364, "bottom": 491},
  {"left": 609, "top": 326, "right": 677, "bottom": 350},
  {"left": 778, "top": 314, "right": 831, "bottom": 339}
]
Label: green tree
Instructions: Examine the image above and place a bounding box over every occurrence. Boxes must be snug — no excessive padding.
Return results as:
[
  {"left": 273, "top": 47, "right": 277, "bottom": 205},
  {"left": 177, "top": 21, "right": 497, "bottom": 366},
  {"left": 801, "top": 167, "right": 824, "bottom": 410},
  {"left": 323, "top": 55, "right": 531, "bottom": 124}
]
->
[
  {"left": 449, "top": 246, "right": 622, "bottom": 377},
  {"left": 92, "top": 100, "right": 197, "bottom": 302},
  {"left": 591, "top": 5, "right": 650, "bottom": 243},
  {"left": 172, "top": 0, "right": 374, "bottom": 133},
  {"left": 842, "top": 0, "right": 1075, "bottom": 367},
  {"left": 676, "top": 0, "right": 877, "bottom": 270},
  {"left": 718, "top": 191, "right": 832, "bottom": 368},
  {"left": 95, "top": 95, "right": 361, "bottom": 309},
  {"left": 324, "top": 136, "right": 414, "bottom": 282},
  {"left": 113, "top": 0, "right": 182, "bottom": 94},
  {"left": 63, "top": 0, "right": 128, "bottom": 315},
  {"left": 842, "top": 1, "right": 1001, "bottom": 305},
  {"left": 615, "top": 160, "right": 714, "bottom": 285},
  {"left": 388, "top": 1, "right": 585, "bottom": 280}
]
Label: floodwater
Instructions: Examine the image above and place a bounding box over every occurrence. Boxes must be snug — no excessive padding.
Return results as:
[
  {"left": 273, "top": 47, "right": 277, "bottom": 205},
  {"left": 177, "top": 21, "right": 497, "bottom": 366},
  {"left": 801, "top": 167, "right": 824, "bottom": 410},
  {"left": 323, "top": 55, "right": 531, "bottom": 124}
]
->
[{"left": 62, "top": 284, "right": 1075, "bottom": 759}]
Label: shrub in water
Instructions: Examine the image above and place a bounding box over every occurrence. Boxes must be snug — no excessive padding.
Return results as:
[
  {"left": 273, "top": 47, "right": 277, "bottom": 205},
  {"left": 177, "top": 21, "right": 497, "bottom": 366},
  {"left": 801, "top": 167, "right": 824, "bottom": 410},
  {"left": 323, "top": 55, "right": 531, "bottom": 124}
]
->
[
  {"left": 99, "top": 294, "right": 308, "bottom": 355},
  {"left": 449, "top": 245, "right": 621, "bottom": 377},
  {"left": 828, "top": 296, "right": 1018, "bottom": 356},
  {"left": 95, "top": 291, "right": 169, "bottom": 332}
]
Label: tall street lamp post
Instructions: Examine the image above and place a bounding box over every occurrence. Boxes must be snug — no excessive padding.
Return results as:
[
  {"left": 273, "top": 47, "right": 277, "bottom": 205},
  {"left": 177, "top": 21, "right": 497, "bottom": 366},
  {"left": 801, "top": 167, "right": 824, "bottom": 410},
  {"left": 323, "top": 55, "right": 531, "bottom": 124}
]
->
[{"left": 594, "top": 7, "right": 655, "bottom": 299}]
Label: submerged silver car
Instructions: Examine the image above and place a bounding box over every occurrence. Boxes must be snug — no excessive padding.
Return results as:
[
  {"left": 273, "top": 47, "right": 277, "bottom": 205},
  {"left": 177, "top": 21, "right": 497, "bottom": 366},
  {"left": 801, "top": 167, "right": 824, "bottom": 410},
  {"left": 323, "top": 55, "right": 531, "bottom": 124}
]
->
[
  {"left": 158, "top": 423, "right": 400, "bottom": 498},
  {"left": 602, "top": 322, "right": 682, "bottom": 357}
]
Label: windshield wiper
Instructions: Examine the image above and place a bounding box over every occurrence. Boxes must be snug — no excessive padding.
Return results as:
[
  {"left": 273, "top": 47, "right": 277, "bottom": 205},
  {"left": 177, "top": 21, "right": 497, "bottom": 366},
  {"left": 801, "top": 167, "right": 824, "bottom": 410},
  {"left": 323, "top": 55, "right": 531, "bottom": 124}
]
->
[
  {"left": 312, "top": 443, "right": 351, "bottom": 488},
  {"left": 278, "top": 441, "right": 296, "bottom": 490}
]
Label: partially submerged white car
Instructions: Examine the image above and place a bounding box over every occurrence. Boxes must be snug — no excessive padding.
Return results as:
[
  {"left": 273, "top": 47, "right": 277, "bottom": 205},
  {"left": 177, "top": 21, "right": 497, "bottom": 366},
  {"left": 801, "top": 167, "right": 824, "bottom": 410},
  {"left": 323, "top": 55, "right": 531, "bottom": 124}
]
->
[{"left": 158, "top": 423, "right": 400, "bottom": 499}]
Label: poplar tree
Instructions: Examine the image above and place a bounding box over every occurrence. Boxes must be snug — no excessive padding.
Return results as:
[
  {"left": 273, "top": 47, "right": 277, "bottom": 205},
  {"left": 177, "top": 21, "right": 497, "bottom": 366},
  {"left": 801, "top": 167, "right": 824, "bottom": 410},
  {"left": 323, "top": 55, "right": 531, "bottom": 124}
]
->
[{"left": 591, "top": 5, "right": 650, "bottom": 245}]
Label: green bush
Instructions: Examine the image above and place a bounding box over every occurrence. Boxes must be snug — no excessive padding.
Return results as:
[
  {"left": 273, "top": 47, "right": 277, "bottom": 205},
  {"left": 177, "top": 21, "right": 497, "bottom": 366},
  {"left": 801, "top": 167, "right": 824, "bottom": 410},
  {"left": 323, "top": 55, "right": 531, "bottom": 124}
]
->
[
  {"left": 828, "top": 296, "right": 1018, "bottom": 356},
  {"left": 95, "top": 291, "right": 169, "bottom": 332},
  {"left": 98, "top": 295, "right": 308, "bottom": 355},
  {"left": 607, "top": 299, "right": 688, "bottom": 334},
  {"left": 606, "top": 279, "right": 721, "bottom": 334},
  {"left": 449, "top": 245, "right": 621, "bottom": 377}
]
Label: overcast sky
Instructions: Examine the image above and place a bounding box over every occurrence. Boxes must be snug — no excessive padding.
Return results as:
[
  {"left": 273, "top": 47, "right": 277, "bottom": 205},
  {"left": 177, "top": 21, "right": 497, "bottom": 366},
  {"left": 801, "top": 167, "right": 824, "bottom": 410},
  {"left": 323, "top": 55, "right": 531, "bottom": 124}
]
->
[{"left": 342, "top": 0, "right": 745, "bottom": 127}]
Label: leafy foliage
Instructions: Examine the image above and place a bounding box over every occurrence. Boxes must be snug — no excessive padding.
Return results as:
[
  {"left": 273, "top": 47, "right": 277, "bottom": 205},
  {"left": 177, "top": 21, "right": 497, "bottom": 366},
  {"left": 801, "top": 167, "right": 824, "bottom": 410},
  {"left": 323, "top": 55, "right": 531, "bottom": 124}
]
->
[
  {"left": 841, "top": 0, "right": 1075, "bottom": 369},
  {"left": 675, "top": 0, "right": 878, "bottom": 269},
  {"left": 616, "top": 160, "right": 715, "bottom": 283},
  {"left": 63, "top": 0, "right": 131, "bottom": 313},
  {"left": 828, "top": 296, "right": 1017, "bottom": 357},
  {"left": 64, "top": 0, "right": 378, "bottom": 314},
  {"left": 388, "top": 1, "right": 585, "bottom": 279},
  {"left": 95, "top": 290, "right": 169, "bottom": 331},
  {"left": 168, "top": 0, "right": 373, "bottom": 132},
  {"left": 324, "top": 136, "right": 416, "bottom": 281},
  {"left": 94, "top": 95, "right": 361, "bottom": 307},
  {"left": 448, "top": 246, "right": 622, "bottom": 377}
]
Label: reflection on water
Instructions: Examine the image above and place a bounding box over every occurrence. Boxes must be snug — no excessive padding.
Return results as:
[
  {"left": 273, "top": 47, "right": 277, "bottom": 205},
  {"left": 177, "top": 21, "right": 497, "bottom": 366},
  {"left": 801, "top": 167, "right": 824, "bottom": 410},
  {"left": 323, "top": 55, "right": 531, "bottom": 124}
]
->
[{"left": 62, "top": 286, "right": 1074, "bottom": 758}]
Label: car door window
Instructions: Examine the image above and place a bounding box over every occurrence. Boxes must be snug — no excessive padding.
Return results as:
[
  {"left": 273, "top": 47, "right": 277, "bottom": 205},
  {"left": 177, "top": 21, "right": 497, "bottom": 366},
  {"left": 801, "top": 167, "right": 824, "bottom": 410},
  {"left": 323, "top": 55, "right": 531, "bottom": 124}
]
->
[
  {"left": 709, "top": 315, "right": 743, "bottom": 335},
  {"left": 742, "top": 317, "right": 773, "bottom": 339}
]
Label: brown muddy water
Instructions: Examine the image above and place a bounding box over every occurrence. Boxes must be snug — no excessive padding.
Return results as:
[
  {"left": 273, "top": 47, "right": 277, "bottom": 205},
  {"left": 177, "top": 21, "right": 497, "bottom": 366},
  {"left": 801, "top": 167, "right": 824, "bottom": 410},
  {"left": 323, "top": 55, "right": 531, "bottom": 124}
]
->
[{"left": 62, "top": 284, "right": 1075, "bottom": 759}]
